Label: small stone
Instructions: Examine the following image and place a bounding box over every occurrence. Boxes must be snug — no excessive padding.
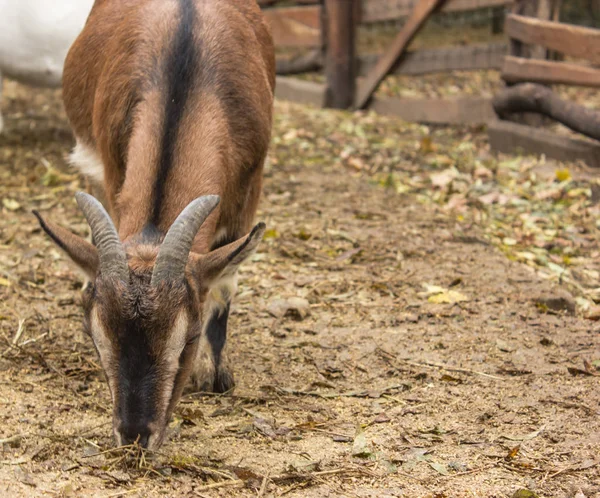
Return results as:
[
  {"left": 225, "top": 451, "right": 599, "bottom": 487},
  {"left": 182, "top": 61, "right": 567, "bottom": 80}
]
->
[
  {"left": 400, "top": 313, "right": 420, "bottom": 323},
  {"left": 535, "top": 290, "right": 576, "bottom": 314},
  {"left": 332, "top": 434, "right": 353, "bottom": 442},
  {"left": 373, "top": 413, "right": 390, "bottom": 423},
  {"left": 585, "top": 306, "right": 600, "bottom": 321}
]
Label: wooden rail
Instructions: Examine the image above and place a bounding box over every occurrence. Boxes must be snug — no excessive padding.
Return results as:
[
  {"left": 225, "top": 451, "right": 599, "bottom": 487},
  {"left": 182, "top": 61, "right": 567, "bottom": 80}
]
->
[
  {"left": 502, "top": 56, "right": 600, "bottom": 88},
  {"left": 263, "top": 6, "right": 322, "bottom": 47},
  {"left": 361, "top": 0, "right": 513, "bottom": 24},
  {"left": 506, "top": 14, "right": 600, "bottom": 64},
  {"left": 488, "top": 120, "right": 600, "bottom": 168},
  {"left": 276, "top": 76, "right": 496, "bottom": 124},
  {"left": 358, "top": 43, "right": 506, "bottom": 75},
  {"left": 277, "top": 43, "right": 506, "bottom": 76}
]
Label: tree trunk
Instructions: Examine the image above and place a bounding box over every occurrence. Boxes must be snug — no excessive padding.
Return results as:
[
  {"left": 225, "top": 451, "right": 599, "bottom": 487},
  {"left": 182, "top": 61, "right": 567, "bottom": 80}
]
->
[{"left": 493, "top": 83, "right": 600, "bottom": 141}]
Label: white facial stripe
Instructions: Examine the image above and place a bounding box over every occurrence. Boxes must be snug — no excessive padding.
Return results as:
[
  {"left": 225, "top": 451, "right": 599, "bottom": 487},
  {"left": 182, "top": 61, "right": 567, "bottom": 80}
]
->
[
  {"left": 156, "top": 310, "right": 189, "bottom": 416},
  {"left": 90, "top": 306, "right": 118, "bottom": 400},
  {"left": 163, "top": 311, "right": 189, "bottom": 369}
]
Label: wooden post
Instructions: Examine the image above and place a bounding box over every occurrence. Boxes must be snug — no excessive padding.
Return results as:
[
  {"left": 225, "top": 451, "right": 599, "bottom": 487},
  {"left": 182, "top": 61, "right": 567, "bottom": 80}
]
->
[
  {"left": 324, "top": 0, "right": 356, "bottom": 109},
  {"left": 510, "top": 0, "right": 536, "bottom": 58},
  {"left": 491, "top": 6, "right": 504, "bottom": 34}
]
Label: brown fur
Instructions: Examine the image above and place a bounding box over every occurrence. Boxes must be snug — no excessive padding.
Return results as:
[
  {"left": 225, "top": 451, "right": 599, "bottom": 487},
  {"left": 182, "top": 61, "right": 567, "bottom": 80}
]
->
[
  {"left": 63, "top": 0, "right": 275, "bottom": 249},
  {"left": 38, "top": 0, "right": 275, "bottom": 448}
]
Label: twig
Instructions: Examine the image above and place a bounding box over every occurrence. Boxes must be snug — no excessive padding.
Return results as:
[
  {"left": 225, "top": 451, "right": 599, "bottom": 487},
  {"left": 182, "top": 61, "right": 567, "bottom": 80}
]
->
[
  {"left": 377, "top": 348, "right": 505, "bottom": 381},
  {"left": 311, "top": 468, "right": 356, "bottom": 477},
  {"left": 80, "top": 443, "right": 136, "bottom": 458},
  {"left": 437, "top": 464, "right": 496, "bottom": 479},
  {"left": 12, "top": 319, "right": 26, "bottom": 345},
  {"left": 105, "top": 490, "right": 140, "bottom": 498},
  {"left": 1, "top": 319, "right": 26, "bottom": 357},
  {"left": 189, "top": 465, "right": 238, "bottom": 481},
  {"left": 0, "top": 435, "right": 23, "bottom": 446},
  {"left": 0, "top": 457, "right": 30, "bottom": 465},
  {"left": 193, "top": 480, "right": 244, "bottom": 493},
  {"left": 19, "top": 332, "right": 48, "bottom": 347},
  {"left": 257, "top": 470, "right": 270, "bottom": 497}
]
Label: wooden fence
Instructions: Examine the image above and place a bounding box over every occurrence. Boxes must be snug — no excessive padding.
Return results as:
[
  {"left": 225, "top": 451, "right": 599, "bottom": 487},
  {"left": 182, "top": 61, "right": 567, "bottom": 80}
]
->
[
  {"left": 261, "top": 0, "right": 600, "bottom": 169},
  {"left": 489, "top": 1, "right": 600, "bottom": 167},
  {"left": 261, "top": 0, "right": 513, "bottom": 123}
]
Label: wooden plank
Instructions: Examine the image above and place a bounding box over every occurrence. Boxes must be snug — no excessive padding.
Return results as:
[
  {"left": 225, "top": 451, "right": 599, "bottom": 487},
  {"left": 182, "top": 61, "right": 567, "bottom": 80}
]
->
[
  {"left": 502, "top": 56, "right": 600, "bottom": 87},
  {"left": 274, "top": 76, "right": 494, "bottom": 125},
  {"left": 324, "top": 0, "right": 357, "bottom": 109},
  {"left": 369, "top": 95, "right": 496, "bottom": 124},
  {"left": 444, "top": 0, "right": 514, "bottom": 12},
  {"left": 263, "top": 6, "right": 322, "bottom": 47},
  {"left": 276, "top": 43, "right": 507, "bottom": 76},
  {"left": 505, "top": 14, "right": 600, "bottom": 64},
  {"left": 274, "top": 76, "right": 326, "bottom": 107},
  {"left": 358, "top": 43, "right": 507, "bottom": 76},
  {"left": 361, "top": 0, "right": 513, "bottom": 24},
  {"left": 355, "top": 0, "right": 445, "bottom": 109},
  {"left": 488, "top": 119, "right": 600, "bottom": 168}
]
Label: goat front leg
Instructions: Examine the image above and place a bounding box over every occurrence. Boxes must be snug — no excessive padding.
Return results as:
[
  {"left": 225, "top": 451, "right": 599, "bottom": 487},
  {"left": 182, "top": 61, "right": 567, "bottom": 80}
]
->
[{"left": 188, "top": 285, "right": 235, "bottom": 393}]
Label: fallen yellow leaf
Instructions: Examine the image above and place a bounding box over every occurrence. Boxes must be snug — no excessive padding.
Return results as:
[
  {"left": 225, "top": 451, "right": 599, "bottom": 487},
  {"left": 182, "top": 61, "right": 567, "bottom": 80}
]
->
[
  {"left": 428, "top": 290, "right": 469, "bottom": 304},
  {"left": 555, "top": 168, "right": 571, "bottom": 182}
]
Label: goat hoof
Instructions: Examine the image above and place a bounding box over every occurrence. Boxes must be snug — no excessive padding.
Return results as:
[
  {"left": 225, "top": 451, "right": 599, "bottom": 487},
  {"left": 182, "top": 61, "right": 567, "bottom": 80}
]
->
[{"left": 213, "top": 367, "right": 235, "bottom": 393}]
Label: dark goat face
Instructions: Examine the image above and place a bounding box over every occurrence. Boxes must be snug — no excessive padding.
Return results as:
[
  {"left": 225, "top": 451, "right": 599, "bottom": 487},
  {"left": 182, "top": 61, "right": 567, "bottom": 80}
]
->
[
  {"left": 81, "top": 274, "right": 200, "bottom": 449},
  {"left": 35, "top": 193, "right": 265, "bottom": 449}
]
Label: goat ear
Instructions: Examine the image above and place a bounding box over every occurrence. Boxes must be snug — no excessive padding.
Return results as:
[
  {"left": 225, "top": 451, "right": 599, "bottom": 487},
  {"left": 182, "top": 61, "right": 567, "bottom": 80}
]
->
[
  {"left": 33, "top": 211, "right": 99, "bottom": 281},
  {"left": 189, "top": 223, "right": 266, "bottom": 289}
]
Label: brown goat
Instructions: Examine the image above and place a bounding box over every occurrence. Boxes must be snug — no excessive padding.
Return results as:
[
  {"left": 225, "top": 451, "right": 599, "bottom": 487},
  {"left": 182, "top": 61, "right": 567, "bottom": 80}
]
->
[{"left": 34, "top": 0, "right": 275, "bottom": 449}]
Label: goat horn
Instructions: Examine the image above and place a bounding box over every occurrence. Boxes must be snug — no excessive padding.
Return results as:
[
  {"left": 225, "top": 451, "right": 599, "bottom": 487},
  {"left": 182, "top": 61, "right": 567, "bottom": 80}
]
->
[
  {"left": 75, "top": 192, "right": 129, "bottom": 282},
  {"left": 151, "top": 195, "right": 220, "bottom": 286}
]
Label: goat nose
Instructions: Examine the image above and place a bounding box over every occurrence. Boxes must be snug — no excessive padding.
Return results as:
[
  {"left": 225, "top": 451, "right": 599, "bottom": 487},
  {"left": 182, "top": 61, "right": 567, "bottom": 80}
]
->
[{"left": 119, "top": 424, "right": 151, "bottom": 448}]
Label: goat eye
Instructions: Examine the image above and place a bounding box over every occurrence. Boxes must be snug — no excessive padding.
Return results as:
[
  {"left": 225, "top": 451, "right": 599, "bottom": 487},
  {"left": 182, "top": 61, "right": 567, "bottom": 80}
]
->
[{"left": 186, "top": 334, "right": 200, "bottom": 345}]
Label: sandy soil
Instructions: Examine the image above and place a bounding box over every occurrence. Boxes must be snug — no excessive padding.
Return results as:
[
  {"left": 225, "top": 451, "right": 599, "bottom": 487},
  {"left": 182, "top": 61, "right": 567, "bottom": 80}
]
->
[{"left": 0, "top": 81, "right": 599, "bottom": 498}]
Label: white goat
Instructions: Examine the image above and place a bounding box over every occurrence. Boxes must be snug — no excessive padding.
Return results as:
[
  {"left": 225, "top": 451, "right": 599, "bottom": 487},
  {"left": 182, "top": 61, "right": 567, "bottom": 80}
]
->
[{"left": 0, "top": 0, "right": 93, "bottom": 132}]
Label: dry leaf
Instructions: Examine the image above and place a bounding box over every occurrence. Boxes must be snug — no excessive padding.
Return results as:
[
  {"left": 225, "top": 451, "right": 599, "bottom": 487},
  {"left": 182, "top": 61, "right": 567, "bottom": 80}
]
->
[
  {"left": 428, "top": 290, "right": 469, "bottom": 304},
  {"left": 502, "top": 425, "right": 545, "bottom": 441},
  {"left": 420, "top": 136, "right": 434, "bottom": 153},
  {"left": 430, "top": 168, "right": 457, "bottom": 189},
  {"left": 427, "top": 461, "right": 449, "bottom": 476},
  {"left": 2, "top": 199, "right": 21, "bottom": 211},
  {"left": 506, "top": 445, "right": 520, "bottom": 460},
  {"left": 352, "top": 429, "right": 373, "bottom": 458},
  {"left": 555, "top": 168, "right": 571, "bottom": 182}
]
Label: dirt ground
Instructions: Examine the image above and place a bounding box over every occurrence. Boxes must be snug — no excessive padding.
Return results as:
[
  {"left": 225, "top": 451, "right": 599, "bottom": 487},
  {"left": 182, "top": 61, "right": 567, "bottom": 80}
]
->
[{"left": 0, "top": 80, "right": 599, "bottom": 498}]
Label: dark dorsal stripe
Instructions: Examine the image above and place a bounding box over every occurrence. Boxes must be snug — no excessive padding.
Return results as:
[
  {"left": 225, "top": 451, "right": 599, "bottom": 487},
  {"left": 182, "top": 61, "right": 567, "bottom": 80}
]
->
[{"left": 151, "top": 0, "right": 198, "bottom": 225}]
